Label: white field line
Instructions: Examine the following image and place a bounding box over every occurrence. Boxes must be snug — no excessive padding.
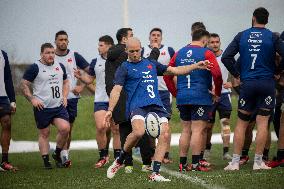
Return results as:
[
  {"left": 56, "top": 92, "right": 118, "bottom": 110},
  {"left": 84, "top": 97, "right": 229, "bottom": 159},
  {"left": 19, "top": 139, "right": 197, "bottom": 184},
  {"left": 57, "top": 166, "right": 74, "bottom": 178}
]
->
[
  {"left": 132, "top": 156, "right": 226, "bottom": 189},
  {"left": 1, "top": 131, "right": 277, "bottom": 153}
]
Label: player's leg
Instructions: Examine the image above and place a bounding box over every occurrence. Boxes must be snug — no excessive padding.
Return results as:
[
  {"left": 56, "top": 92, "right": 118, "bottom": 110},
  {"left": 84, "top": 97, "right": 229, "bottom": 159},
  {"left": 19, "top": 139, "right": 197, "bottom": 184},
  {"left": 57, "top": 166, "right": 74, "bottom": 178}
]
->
[
  {"left": 203, "top": 105, "right": 216, "bottom": 160},
  {"left": 107, "top": 110, "right": 145, "bottom": 179},
  {"left": 61, "top": 98, "right": 78, "bottom": 166},
  {"left": 225, "top": 81, "right": 254, "bottom": 171},
  {"left": 253, "top": 109, "right": 272, "bottom": 170},
  {"left": 190, "top": 105, "right": 211, "bottom": 171},
  {"left": 159, "top": 91, "right": 173, "bottom": 164},
  {"left": 253, "top": 79, "right": 275, "bottom": 170},
  {"left": 240, "top": 119, "right": 255, "bottom": 165},
  {"left": 118, "top": 121, "right": 133, "bottom": 168},
  {"left": 177, "top": 105, "right": 192, "bottom": 172},
  {"left": 0, "top": 113, "right": 15, "bottom": 171},
  {"left": 94, "top": 110, "right": 110, "bottom": 168},
  {"left": 218, "top": 93, "right": 233, "bottom": 160},
  {"left": 139, "top": 133, "right": 154, "bottom": 172},
  {"left": 110, "top": 121, "right": 121, "bottom": 159},
  {"left": 149, "top": 121, "right": 171, "bottom": 182},
  {"left": 52, "top": 106, "right": 70, "bottom": 168},
  {"left": 34, "top": 107, "right": 54, "bottom": 169}
]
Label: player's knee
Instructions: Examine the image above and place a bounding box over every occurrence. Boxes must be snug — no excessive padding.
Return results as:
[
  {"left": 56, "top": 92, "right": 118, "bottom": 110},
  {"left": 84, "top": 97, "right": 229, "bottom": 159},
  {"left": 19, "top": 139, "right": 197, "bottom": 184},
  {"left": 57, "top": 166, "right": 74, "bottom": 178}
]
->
[
  {"left": 133, "top": 128, "right": 145, "bottom": 139},
  {"left": 1, "top": 116, "right": 11, "bottom": 130},
  {"left": 161, "top": 123, "right": 170, "bottom": 140},
  {"left": 220, "top": 118, "right": 231, "bottom": 137},
  {"left": 110, "top": 125, "right": 120, "bottom": 135},
  {"left": 96, "top": 125, "right": 107, "bottom": 134},
  {"left": 238, "top": 110, "right": 251, "bottom": 121},
  {"left": 39, "top": 130, "right": 50, "bottom": 139}
]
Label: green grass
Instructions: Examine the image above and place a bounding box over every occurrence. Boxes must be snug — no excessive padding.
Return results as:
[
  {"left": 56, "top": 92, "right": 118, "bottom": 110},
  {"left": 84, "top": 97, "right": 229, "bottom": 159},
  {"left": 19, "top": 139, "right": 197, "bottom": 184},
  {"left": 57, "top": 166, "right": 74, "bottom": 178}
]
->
[
  {"left": 12, "top": 95, "right": 238, "bottom": 140},
  {"left": 0, "top": 145, "right": 283, "bottom": 189}
]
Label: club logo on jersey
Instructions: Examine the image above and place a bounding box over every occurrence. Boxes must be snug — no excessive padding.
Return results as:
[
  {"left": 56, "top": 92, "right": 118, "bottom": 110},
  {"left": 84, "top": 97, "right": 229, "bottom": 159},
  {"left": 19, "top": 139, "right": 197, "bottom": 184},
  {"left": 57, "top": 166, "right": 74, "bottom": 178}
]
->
[
  {"left": 265, "top": 96, "right": 272, "bottom": 105},
  {"left": 147, "top": 64, "right": 153, "bottom": 69},
  {"left": 68, "top": 58, "right": 72, "bottom": 63},
  {"left": 239, "top": 98, "right": 245, "bottom": 107},
  {"left": 55, "top": 67, "right": 59, "bottom": 71},
  {"left": 161, "top": 51, "right": 166, "bottom": 56},
  {"left": 197, "top": 107, "right": 204, "bottom": 116},
  {"left": 186, "top": 50, "right": 193, "bottom": 58}
]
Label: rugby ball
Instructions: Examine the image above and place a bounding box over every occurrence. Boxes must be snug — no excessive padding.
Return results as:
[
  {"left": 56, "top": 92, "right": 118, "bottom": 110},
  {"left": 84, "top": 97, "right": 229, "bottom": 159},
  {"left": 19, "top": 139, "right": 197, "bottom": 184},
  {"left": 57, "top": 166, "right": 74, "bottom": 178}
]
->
[{"left": 145, "top": 112, "right": 161, "bottom": 138}]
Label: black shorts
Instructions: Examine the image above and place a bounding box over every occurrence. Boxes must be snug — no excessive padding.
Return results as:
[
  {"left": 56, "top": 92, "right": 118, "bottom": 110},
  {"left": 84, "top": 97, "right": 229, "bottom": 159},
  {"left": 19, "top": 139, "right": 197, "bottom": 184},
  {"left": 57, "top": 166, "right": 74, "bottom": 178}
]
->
[
  {"left": 0, "top": 97, "right": 11, "bottom": 118},
  {"left": 34, "top": 105, "right": 69, "bottom": 129}
]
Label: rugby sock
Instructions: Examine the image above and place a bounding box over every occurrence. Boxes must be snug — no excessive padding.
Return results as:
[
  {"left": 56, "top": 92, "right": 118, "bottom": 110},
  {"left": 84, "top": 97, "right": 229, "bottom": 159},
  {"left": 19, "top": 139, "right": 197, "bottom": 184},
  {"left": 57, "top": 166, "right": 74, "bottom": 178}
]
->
[
  {"left": 277, "top": 149, "right": 284, "bottom": 161},
  {"left": 1, "top": 153, "right": 8, "bottom": 163},
  {"left": 232, "top": 154, "right": 240, "bottom": 165},
  {"left": 241, "top": 149, "right": 249, "bottom": 156},
  {"left": 152, "top": 161, "right": 161, "bottom": 173},
  {"left": 164, "top": 152, "right": 170, "bottom": 159},
  {"left": 180, "top": 157, "right": 187, "bottom": 166},
  {"left": 55, "top": 147, "right": 62, "bottom": 158},
  {"left": 192, "top": 155, "right": 200, "bottom": 168},
  {"left": 117, "top": 150, "right": 129, "bottom": 164},
  {"left": 206, "top": 143, "right": 212, "bottom": 150},
  {"left": 263, "top": 148, "right": 269, "bottom": 161},
  {"left": 254, "top": 154, "right": 263, "bottom": 165},
  {"left": 42, "top": 154, "right": 50, "bottom": 166},
  {"left": 99, "top": 149, "right": 108, "bottom": 159},
  {"left": 113, "top": 149, "right": 121, "bottom": 159},
  {"left": 223, "top": 147, "right": 229, "bottom": 155}
]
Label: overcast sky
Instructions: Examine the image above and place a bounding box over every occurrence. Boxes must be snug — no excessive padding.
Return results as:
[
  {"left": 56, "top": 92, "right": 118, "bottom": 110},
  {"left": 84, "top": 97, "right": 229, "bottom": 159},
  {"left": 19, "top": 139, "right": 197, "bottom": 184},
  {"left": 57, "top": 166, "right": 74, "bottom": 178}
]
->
[{"left": 0, "top": 0, "right": 283, "bottom": 64}]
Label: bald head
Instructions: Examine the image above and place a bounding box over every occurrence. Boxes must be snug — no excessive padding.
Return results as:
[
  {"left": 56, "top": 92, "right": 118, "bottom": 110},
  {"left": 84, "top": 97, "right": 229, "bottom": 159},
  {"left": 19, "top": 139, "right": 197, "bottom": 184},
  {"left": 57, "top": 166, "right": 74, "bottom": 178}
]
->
[
  {"left": 126, "top": 37, "right": 142, "bottom": 62},
  {"left": 126, "top": 37, "right": 141, "bottom": 49}
]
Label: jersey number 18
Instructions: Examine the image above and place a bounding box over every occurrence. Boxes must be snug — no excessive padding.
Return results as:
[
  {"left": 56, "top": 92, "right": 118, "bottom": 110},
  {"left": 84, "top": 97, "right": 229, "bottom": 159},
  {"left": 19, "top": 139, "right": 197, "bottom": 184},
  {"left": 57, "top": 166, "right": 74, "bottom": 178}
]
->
[{"left": 51, "top": 86, "right": 60, "bottom": 98}]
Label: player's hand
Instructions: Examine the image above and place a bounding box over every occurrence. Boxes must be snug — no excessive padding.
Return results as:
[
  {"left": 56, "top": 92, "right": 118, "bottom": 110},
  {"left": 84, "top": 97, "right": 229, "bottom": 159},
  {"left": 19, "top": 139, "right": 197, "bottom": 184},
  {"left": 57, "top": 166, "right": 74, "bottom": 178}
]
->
[
  {"left": 62, "top": 97, "right": 68, "bottom": 108},
  {"left": 151, "top": 42, "right": 159, "bottom": 49},
  {"left": 10, "top": 102, "right": 16, "bottom": 114},
  {"left": 31, "top": 98, "right": 44, "bottom": 110},
  {"left": 74, "top": 69, "right": 82, "bottom": 79},
  {"left": 233, "top": 77, "right": 241, "bottom": 87},
  {"left": 196, "top": 60, "right": 213, "bottom": 70},
  {"left": 212, "top": 95, "right": 220, "bottom": 103},
  {"left": 223, "top": 82, "right": 232, "bottom": 89},
  {"left": 104, "top": 110, "right": 113, "bottom": 128},
  {"left": 72, "top": 85, "right": 84, "bottom": 96}
]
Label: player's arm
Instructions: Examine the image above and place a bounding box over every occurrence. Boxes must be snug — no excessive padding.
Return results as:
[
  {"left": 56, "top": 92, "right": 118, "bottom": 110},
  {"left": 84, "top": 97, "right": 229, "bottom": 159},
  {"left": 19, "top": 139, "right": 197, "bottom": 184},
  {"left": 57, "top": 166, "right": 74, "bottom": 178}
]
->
[
  {"left": 74, "top": 58, "right": 96, "bottom": 85},
  {"left": 2, "top": 51, "right": 16, "bottom": 113},
  {"left": 221, "top": 32, "right": 242, "bottom": 78},
  {"left": 85, "top": 83, "right": 96, "bottom": 94},
  {"left": 72, "top": 52, "right": 90, "bottom": 94},
  {"left": 205, "top": 50, "right": 223, "bottom": 97},
  {"left": 20, "top": 64, "right": 44, "bottom": 110},
  {"left": 163, "top": 60, "right": 211, "bottom": 75},
  {"left": 273, "top": 33, "right": 284, "bottom": 71},
  {"left": 60, "top": 63, "right": 70, "bottom": 107},
  {"left": 104, "top": 64, "right": 127, "bottom": 127}
]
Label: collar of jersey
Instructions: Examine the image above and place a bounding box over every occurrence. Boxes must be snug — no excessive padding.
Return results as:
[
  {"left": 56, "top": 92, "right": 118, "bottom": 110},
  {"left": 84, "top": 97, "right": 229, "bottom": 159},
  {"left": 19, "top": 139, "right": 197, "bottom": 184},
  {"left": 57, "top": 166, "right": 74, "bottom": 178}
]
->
[{"left": 55, "top": 49, "right": 70, "bottom": 57}]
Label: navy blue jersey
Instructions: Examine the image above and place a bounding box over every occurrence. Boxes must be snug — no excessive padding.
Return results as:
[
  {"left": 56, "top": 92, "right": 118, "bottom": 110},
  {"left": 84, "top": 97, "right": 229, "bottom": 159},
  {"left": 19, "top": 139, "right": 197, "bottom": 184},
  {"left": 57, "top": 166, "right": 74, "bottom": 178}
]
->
[
  {"left": 222, "top": 27, "right": 284, "bottom": 81},
  {"left": 114, "top": 58, "right": 167, "bottom": 118},
  {"left": 165, "top": 45, "right": 222, "bottom": 106}
]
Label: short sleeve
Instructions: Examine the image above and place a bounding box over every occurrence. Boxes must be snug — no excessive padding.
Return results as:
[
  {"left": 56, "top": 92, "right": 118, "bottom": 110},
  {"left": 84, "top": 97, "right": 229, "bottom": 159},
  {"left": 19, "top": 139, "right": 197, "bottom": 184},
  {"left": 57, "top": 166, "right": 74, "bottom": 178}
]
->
[
  {"left": 168, "top": 47, "right": 175, "bottom": 58},
  {"left": 22, "top": 63, "right": 39, "bottom": 82},
  {"left": 74, "top": 52, "right": 89, "bottom": 69},
  {"left": 89, "top": 58, "right": 97, "bottom": 76},
  {"left": 114, "top": 63, "right": 128, "bottom": 86},
  {"left": 59, "top": 63, "right": 67, "bottom": 80}
]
